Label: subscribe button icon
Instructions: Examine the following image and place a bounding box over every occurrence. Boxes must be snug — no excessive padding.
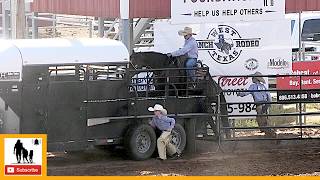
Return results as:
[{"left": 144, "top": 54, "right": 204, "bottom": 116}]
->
[{"left": 5, "top": 165, "right": 42, "bottom": 176}]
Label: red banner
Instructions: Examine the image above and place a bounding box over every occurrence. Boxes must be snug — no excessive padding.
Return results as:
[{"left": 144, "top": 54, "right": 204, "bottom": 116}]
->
[{"left": 277, "top": 61, "right": 320, "bottom": 90}]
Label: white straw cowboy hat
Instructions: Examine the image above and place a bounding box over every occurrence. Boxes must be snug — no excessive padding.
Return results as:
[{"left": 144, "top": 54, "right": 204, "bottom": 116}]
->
[
  {"left": 251, "top": 71, "right": 266, "bottom": 84},
  {"left": 148, "top": 104, "right": 167, "bottom": 115},
  {"left": 178, "top": 27, "right": 197, "bottom": 36}
]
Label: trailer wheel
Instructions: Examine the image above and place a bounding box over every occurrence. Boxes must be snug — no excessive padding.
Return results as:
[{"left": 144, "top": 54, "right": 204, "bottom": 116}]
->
[
  {"left": 171, "top": 123, "right": 186, "bottom": 152},
  {"left": 125, "top": 124, "right": 156, "bottom": 160}
]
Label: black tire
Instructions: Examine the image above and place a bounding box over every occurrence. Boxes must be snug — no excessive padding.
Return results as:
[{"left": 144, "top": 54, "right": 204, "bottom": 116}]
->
[
  {"left": 171, "top": 123, "right": 186, "bottom": 153},
  {"left": 124, "top": 124, "right": 156, "bottom": 160}
]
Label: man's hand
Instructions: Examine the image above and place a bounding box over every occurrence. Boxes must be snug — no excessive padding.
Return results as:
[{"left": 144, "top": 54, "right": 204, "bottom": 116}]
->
[
  {"left": 149, "top": 120, "right": 155, "bottom": 129},
  {"left": 167, "top": 53, "right": 172, "bottom": 57}
]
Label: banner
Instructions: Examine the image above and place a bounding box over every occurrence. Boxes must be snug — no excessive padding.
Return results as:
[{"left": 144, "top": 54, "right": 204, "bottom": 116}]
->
[
  {"left": 277, "top": 61, "right": 320, "bottom": 102},
  {"left": 215, "top": 76, "right": 266, "bottom": 117},
  {"left": 154, "top": 21, "right": 292, "bottom": 76},
  {"left": 171, "top": 0, "right": 285, "bottom": 24},
  {"left": 154, "top": 20, "right": 291, "bottom": 117}
]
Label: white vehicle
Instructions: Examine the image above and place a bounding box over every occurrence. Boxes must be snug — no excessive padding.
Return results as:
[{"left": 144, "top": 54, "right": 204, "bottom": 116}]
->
[{"left": 286, "top": 12, "right": 320, "bottom": 61}]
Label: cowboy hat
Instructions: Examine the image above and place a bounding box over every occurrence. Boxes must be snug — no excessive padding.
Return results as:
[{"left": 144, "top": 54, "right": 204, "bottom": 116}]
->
[
  {"left": 148, "top": 104, "right": 167, "bottom": 115},
  {"left": 251, "top": 71, "right": 266, "bottom": 84},
  {"left": 178, "top": 27, "right": 197, "bottom": 36}
]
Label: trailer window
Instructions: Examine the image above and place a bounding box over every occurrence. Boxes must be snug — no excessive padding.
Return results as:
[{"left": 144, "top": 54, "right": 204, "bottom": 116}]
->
[
  {"left": 48, "top": 64, "right": 126, "bottom": 81},
  {"left": 87, "top": 65, "right": 126, "bottom": 81},
  {"left": 49, "top": 65, "right": 85, "bottom": 81}
]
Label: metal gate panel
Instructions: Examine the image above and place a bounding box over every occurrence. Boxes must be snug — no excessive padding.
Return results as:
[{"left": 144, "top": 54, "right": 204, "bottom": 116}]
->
[
  {"left": 217, "top": 74, "right": 320, "bottom": 142},
  {"left": 21, "top": 83, "right": 48, "bottom": 134},
  {"left": 86, "top": 80, "right": 128, "bottom": 139},
  {"left": 87, "top": 80, "right": 127, "bottom": 118},
  {"left": 47, "top": 81, "right": 87, "bottom": 143}
]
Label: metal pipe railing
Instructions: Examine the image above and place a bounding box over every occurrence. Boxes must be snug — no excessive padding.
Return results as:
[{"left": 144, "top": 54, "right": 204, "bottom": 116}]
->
[{"left": 217, "top": 73, "right": 320, "bottom": 143}]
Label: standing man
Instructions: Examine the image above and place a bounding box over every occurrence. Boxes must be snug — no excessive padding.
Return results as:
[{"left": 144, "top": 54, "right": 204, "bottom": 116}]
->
[
  {"left": 167, "top": 27, "right": 198, "bottom": 82},
  {"left": 148, "top": 104, "right": 180, "bottom": 160},
  {"left": 237, "top": 72, "right": 276, "bottom": 137}
]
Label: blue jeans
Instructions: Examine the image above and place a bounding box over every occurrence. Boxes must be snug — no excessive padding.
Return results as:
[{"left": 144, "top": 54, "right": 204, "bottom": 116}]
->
[{"left": 186, "top": 58, "right": 197, "bottom": 81}]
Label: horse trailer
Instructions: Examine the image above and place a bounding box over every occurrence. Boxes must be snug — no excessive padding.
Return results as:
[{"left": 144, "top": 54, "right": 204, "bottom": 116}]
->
[{"left": 0, "top": 39, "right": 226, "bottom": 160}]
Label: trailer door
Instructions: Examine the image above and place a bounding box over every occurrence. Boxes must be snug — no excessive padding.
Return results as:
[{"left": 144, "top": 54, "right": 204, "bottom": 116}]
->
[
  {"left": 21, "top": 66, "right": 49, "bottom": 134},
  {"left": 86, "top": 64, "right": 128, "bottom": 139},
  {"left": 46, "top": 66, "right": 87, "bottom": 149}
]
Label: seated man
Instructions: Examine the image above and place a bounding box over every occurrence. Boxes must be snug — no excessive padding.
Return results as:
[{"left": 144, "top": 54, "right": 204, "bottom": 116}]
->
[{"left": 167, "top": 27, "right": 199, "bottom": 82}]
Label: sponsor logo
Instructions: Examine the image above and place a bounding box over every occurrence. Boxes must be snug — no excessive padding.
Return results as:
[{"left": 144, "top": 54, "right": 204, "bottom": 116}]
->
[
  {"left": 219, "top": 77, "right": 250, "bottom": 88},
  {"left": 197, "top": 25, "right": 261, "bottom": 64},
  {"left": 4, "top": 138, "right": 44, "bottom": 176},
  {"left": 130, "top": 72, "right": 155, "bottom": 92},
  {"left": 268, "top": 58, "right": 289, "bottom": 69},
  {"left": 245, "top": 58, "right": 259, "bottom": 71},
  {"left": 0, "top": 72, "right": 20, "bottom": 81}
]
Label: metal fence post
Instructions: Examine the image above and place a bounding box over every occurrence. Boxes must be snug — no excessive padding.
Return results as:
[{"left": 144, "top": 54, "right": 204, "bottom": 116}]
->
[
  {"left": 11, "top": 0, "right": 26, "bottom": 39},
  {"left": 88, "top": 21, "right": 92, "bottom": 38},
  {"left": 31, "top": 12, "right": 38, "bottom": 39},
  {"left": 185, "top": 118, "right": 196, "bottom": 154},
  {"left": 217, "top": 92, "right": 222, "bottom": 147},
  {"left": 2, "top": 0, "right": 11, "bottom": 38},
  {"left": 298, "top": 11, "right": 302, "bottom": 62},
  {"left": 299, "top": 74, "right": 303, "bottom": 139},
  {"left": 120, "top": 19, "right": 133, "bottom": 54},
  {"left": 52, "top": 14, "right": 56, "bottom": 37},
  {"left": 98, "top": 17, "right": 104, "bottom": 38}
]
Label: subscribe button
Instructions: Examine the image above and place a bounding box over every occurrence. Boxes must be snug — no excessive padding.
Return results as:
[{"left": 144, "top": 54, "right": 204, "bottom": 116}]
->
[{"left": 5, "top": 165, "right": 42, "bottom": 176}]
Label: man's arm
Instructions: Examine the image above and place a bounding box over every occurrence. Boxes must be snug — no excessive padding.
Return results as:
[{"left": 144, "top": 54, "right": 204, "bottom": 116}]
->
[
  {"left": 238, "top": 84, "right": 255, "bottom": 97},
  {"left": 171, "top": 41, "right": 193, "bottom": 57},
  {"left": 168, "top": 118, "right": 176, "bottom": 131},
  {"left": 266, "top": 91, "right": 272, "bottom": 104},
  {"left": 149, "top": 118, "right": 156, "bottom": 128}
]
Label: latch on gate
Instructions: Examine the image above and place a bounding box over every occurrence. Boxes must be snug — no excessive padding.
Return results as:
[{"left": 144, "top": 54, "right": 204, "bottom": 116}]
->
[{"left": 11, "top": 85, "right": 18, "bottom": 92}]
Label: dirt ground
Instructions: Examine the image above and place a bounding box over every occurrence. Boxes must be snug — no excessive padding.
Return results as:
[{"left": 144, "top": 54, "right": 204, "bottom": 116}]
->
[{"left": 47, "top": 139, "right": 320, "bottom": 176}]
